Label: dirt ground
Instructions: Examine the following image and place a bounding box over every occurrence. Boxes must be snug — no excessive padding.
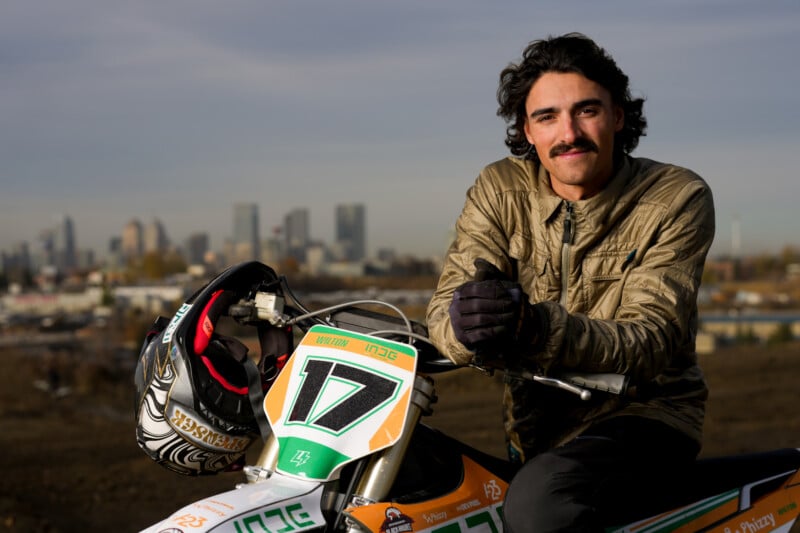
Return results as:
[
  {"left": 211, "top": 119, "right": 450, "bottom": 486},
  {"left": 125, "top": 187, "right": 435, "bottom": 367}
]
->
[{"left": 1, "top": 338, "right": 799, "bottom": 532}]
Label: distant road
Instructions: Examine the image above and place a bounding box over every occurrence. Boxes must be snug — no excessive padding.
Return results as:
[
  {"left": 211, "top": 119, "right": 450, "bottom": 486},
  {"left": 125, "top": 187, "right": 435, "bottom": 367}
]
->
[{"left": 0, "top": 331, "right": 80, "bottom": 349}]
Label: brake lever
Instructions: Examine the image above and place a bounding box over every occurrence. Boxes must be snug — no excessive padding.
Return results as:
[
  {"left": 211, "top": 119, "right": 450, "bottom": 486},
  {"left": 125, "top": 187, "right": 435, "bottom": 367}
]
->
[
  {"left": 502, "top": 367, "right": 593, "bottom": 401},
  {"left": 531, "top": 375, "right": 592, "bottom": 401}
]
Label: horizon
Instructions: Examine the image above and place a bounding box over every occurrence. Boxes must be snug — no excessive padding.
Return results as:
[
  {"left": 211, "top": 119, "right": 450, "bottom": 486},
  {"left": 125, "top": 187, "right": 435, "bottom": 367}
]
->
[{"left": 3, "top": 206, "right": 795, "bottom": 265}]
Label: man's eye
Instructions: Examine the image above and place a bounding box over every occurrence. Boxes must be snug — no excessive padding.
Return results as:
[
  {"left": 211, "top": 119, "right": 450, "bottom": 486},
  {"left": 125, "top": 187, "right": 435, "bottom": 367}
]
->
[
  {"left": 535, "top": 114, "right": 554, "bottom": 123},
  {"left": 579, "top": 107, "right": 598, "bottom": 116}
]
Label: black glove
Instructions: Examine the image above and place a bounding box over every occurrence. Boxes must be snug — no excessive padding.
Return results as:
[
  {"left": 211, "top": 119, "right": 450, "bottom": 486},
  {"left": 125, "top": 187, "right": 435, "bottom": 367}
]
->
[{"left": 448, "top": 259, "right": 545, "bottom": 354}]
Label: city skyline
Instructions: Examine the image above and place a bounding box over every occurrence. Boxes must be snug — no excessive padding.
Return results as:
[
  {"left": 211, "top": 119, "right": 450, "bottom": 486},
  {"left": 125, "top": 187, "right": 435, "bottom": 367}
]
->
[
  {"left": 3, "top": 2, "right": 800, "bottom": 259},
  {"left": 0, "top": 201, "right": 377, "bottom": 270}
]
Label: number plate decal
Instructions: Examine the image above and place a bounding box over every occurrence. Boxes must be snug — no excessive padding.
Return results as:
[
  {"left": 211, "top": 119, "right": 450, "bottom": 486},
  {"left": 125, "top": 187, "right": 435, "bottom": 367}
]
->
[{"left": 264, "top": 325, "right": 417, "bottom": 481}]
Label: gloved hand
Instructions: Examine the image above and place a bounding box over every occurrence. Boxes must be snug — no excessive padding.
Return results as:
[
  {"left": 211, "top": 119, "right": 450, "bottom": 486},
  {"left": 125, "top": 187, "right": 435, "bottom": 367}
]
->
[{"left": 448, "top": 259, "right": 545, "bottom": 355}]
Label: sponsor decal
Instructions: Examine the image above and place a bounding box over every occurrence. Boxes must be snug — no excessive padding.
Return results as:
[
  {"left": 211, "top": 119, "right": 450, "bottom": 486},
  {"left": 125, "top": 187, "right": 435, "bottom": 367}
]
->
[
  {"left": 174, "top": 513, "right": 208, "bottom": 528},
  {"left": 366, "top": 343, "right": 398, "bottom": 361},
  {"left": 422, "top": 511, "right": 447, "bottom": 524},
  {"left": 162, "top": 303, "right": 191, "bottom": 344},
  {"left": 723, "top": 512, "right": 776, "bottom": 533},
  {"left": 455, "top": 500, "right": 481, "bottom": 512},
  {"left": 169, "top": 407, "right": 251, "bottom": 452},
  {"left": 484, "top": 479, "right": 503, "bottom": 501},
  {"left": 233, "top": 502, "right": 318, "bottom": 532},
  {"left": 195, "top": 502, "right": 229, "bottom": 518},
  {"left": 314, "top": 335, "right": 349, "bottom": 347},
  {"left": 290, "top": 450, "right": 312, "bottom": 468},
  {"left": 380, "top": 506, "right": 415, "bottom": 533}
]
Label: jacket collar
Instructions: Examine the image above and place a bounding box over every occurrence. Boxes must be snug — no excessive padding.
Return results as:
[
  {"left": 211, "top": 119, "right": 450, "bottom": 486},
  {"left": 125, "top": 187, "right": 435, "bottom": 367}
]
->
[{"left": 533, "top": 157, "right": 634, "bottom": 228}]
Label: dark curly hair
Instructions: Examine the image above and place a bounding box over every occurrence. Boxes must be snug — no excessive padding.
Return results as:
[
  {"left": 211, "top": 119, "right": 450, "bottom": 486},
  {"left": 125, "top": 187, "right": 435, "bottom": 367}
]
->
[{"left": 497, "top": 33, "right": 647, "bottom": 162}]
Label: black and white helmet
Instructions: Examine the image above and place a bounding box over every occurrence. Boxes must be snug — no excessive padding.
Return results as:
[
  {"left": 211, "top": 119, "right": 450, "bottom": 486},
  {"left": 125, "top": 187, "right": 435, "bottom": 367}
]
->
[{"left": 134, "top": 261, "right": 292, "bottom": 475}]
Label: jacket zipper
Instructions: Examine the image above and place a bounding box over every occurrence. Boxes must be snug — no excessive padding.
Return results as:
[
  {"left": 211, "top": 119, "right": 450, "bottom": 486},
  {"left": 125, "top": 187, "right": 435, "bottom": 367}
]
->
[{"left": 560, "top": 201, "right": 574, "bottom": 307}]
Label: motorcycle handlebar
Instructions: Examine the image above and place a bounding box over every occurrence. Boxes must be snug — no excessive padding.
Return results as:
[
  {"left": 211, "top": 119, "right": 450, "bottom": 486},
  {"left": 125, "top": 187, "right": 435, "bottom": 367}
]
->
[{"left": 227, "top": 287, "right": 628, "bottom": 401}]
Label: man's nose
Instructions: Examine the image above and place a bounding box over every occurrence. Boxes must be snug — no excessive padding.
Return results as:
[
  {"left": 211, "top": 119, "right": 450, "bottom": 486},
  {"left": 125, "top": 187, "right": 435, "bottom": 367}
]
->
[{"left": 560, "top": 116, "right": 581, "bottom": 144}]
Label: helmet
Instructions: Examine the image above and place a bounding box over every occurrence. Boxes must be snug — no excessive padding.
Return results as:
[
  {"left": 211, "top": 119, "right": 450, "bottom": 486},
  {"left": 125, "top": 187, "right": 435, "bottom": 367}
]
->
[{"left": 134, "top": 261, "right": 292, "bottom": 475}]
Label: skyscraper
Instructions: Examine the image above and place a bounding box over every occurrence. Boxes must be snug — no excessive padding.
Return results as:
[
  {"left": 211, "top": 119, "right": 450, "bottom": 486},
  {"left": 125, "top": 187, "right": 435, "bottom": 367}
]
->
[
  {"left": 284, "top": 208, "right": 310, "bottom": 263},
  {"left": 335, "top": 204, "right": 366, "bottom": 262},
  {"left": 55, "top": 215, "right": 77, "bottom": 271},
  {"left": 144, "top": 218, "right": 170, "bottom": 254},
  {"left": 122, "top": 218, "right": 144, "bottom": 260},
  {"left": 233, "top": 203, "right": 260, "bottom": 262},
  {"left": 186, "top": 232, "right": 210, "bottom": 265}
]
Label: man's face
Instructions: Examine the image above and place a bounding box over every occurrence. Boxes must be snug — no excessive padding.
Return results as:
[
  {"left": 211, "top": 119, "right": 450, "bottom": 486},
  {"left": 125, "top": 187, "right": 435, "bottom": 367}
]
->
[{"left": 524, "top": 71, "right": 624, "bottom": 201}]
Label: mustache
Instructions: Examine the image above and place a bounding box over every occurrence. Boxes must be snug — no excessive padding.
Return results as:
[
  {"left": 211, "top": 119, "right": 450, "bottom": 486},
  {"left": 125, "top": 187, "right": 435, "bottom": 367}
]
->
[{"left": 549, "top": 138, "right": 599, "bottom": 158}]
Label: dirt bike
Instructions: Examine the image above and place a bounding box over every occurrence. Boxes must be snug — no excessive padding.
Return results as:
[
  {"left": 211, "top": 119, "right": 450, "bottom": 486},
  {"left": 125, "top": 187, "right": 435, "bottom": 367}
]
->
[{"left": 140, "top": 263, "right": 800, "bottom": 533}]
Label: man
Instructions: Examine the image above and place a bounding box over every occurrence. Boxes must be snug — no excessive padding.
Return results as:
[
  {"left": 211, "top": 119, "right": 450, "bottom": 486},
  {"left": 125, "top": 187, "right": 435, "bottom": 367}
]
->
[{"left": 426, "top": 33, "right": 715, "bottom": 531}]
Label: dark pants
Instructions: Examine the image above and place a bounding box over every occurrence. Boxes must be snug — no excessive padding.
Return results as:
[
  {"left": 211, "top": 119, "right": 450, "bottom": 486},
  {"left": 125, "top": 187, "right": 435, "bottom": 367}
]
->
[{"left": 502, "top": 416, "right": 699, "bottom": 533}]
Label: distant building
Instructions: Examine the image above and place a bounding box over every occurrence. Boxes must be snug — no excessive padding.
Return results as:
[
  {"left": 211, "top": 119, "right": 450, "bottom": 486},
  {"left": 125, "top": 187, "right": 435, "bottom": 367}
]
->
[
  {"left": 1, "top": 242, "right": 33, "bottom": 286},
  {"left": 54, "top": 215, "right": 77, "bottom": 271},
  {"left": 376, "top": 248, "right": 396, "bottom": 263},
  {"left": 122, "top": 218, "right": 144, "bottom": 260},
  {"left": 185, "top": 232, "right": 210, "bottom": 265},
  {"left": 284, "top": 208, "right": 310, "bottom": 263},
  {"left": 0, "top": 288, "right": 104, "bottom": 316},
  {"left": 109, "top": 237, "right": 122, "bottom": 255},
  {"left": 112, "top": 285, "right": 187, "bottom": 314},
  {"left": 335, "top": 204, "right": 366, "bottom": 262},
  {"left": 106, "top": 236, "right": 124, "bottom": 270},
  {"left": 144, "top": 218, "right": 170, "bottom": 254},
  {"left": 233, "top": 203, "right": 260, "bottom": 262},
  {"left": 262, "top": 229, "right": 284, "bottom": 266},
  {"left": 305, "top": 243, "right": 328, "bottom": 275},
  {"left": 38, "top": 228, "right": 56, "bottom": 269}
]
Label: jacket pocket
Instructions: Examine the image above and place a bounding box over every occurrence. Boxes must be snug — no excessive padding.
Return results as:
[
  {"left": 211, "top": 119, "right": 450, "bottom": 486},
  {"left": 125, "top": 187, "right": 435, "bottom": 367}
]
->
[
  {"left": 582, "top": 248, "right": 631, "bottom": 315},
  {"left": 517, "top": 246, "right": 554, "bottom": 302}
]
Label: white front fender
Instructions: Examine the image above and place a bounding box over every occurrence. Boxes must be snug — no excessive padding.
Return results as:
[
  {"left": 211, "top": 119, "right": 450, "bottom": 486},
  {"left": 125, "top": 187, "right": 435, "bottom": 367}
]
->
[{"left": 140, "top": 473, "right": 326, "bottom": 533}]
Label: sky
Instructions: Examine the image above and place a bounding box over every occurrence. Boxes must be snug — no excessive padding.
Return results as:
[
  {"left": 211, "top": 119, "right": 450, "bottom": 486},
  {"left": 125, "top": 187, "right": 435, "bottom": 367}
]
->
[{"left": 2, "top": 0, "right": 800, "bottom": 261}]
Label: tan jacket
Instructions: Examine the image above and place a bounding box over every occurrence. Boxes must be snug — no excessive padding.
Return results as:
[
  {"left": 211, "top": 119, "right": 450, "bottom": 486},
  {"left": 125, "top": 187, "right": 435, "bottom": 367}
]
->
[{"left": 426, "top": 156, "right": 715, "bottom": 460}]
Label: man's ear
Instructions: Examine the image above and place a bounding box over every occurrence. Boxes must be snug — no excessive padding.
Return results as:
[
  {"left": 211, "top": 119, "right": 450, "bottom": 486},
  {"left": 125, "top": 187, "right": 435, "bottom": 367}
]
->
[
  {"left": 524, "top": 117, "right": 535, "bottom": 144},
  {"left": 614, "top": 105, "right": 624, "bottom": 132}
]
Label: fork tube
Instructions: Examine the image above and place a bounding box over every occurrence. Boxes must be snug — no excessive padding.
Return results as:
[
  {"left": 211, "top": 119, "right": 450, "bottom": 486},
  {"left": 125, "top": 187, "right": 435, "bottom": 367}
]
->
[
  {"left": 349, "top": 374, "right": 436, "bottom": 503},
  {"left": 254, "top": 432, "right": 280, "bottom": 471}
]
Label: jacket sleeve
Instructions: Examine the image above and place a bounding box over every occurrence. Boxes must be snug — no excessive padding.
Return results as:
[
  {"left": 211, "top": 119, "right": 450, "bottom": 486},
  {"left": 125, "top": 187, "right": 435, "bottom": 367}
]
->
[
  {"left": 533, "top": 178, "right": 715, "bottom": 383},
  {"left": 426, "top": 170, "right": 519, "bottom": 365}
]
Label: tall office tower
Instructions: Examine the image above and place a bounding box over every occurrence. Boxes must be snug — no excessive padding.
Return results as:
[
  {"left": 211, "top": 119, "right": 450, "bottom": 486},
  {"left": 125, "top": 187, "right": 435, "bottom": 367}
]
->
[
  {"left": 54, "top": 215, "right": 77, "bottom": 271},
  {"left": 122, "top": 218, "right": 144, "bottom": 260},
  {"left": 186, "top": 232, "right": 210, "bottom": 265},
  {"left": 233, "top": 203, "right": 261, "bottom": 262},
  {"left": 144, "top": 218, "right": 170, "bottom": 254},
  {"left": 335, "top": 204, "right": 366, "bottom": 262},
  {"left": 284, "top": 208, "right": 310, "bottom": 263},
  {"left": 38, "top": 228, "right": 56, "bottom": 268}
]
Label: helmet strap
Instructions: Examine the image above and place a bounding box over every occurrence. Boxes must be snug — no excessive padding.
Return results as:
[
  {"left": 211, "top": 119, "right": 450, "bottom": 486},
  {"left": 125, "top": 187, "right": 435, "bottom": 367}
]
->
[
  {"left": 243, "top": 323, "right": 295, "bottom": 442},
  {"left": 243, "top": 355, "right": 272, "bottom": 442}
]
